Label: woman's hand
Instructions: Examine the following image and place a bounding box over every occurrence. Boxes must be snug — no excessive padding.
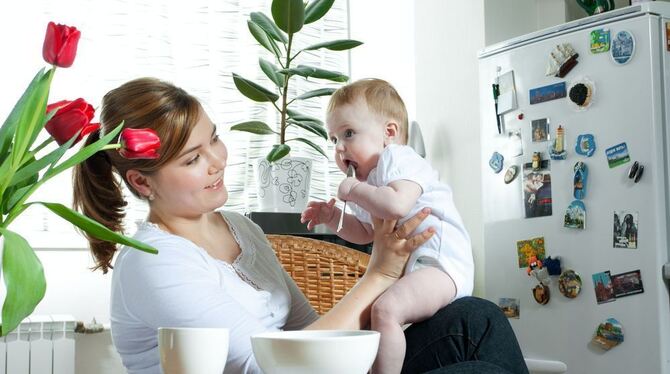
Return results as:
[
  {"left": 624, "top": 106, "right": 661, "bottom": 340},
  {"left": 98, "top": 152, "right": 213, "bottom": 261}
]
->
[{"left": 366, "top": 207, "right": 434, "bottom": 281}]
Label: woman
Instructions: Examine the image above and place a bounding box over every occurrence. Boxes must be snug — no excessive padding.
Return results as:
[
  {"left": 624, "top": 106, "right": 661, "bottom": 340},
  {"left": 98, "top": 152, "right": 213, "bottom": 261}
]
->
[{"left": 73, "top": 77, "right": 528, "bottom": 374}]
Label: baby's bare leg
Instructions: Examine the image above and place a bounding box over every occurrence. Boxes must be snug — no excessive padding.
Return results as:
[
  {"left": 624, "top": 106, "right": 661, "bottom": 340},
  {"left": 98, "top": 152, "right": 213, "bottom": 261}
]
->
[{"left": 370, "top": 267, "right": 457, "bottom": 374}]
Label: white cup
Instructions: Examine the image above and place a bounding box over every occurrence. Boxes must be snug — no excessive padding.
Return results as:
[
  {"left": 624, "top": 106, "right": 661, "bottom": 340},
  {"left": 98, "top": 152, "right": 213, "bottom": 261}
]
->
[{"left": 158, "top": 327, "right": 229, "bottom": 374}]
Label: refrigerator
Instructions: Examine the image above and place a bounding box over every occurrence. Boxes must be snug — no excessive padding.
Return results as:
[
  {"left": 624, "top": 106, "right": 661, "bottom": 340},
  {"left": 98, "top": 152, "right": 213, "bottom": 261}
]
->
[{"left": 478, "top": 3, "right": 670, "bottom": 373}]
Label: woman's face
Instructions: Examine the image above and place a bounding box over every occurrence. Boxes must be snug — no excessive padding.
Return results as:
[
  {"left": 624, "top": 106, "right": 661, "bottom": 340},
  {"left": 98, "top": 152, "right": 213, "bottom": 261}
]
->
[{"left": 148, "top": 110, "right": 228, "bottom": 217}]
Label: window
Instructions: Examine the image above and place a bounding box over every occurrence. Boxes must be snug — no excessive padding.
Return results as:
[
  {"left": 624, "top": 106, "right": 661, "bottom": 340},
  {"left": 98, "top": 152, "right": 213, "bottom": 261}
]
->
[{"left": 1, "top": 0, "right": 349, "bottom": 248}]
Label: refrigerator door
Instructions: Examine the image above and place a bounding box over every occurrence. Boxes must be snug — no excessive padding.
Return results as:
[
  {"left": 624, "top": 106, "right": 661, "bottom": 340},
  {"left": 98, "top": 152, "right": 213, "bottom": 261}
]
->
[{"left": 479, "top": 11, "right": 670, "bottom": 374}]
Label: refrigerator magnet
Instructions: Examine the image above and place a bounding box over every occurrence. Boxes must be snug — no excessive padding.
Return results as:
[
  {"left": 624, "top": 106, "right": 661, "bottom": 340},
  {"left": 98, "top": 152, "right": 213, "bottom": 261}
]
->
[
  {"left": 527, "top": 255, "right": 550, "bottom": 286},
  {"left": 611, "top": 30, "right": 635, "bottom": 65},
  {"left": 613, "top": 210, "right": 638, "bottom": 249},
  {"left": 504, "top": 165, "right": 519, "bottom": 184},
  {"left": 605, "top": 142, "right": 631, "bottom": 168},
  {"left": 564, "top": 200, "right": 586, "bottom": 230},
  {"left": 543, "top": 256, "right": 562, "bottom": 276},
  {"left": 529, "top": 82, "right": 567, "bottom": 105},
  {"left": 590, "top": 28, "right": 611, "bottom": 53},
  {"left": 522, "top": 161, "right": 553, "bottom": 218},
  {"left": 558, "top": 270, "right": 582, "bottom": 298},
  {"left": 611, "top": 269, "right": 644, "bottom": 298},
  {"left": 575, "top": 134, "right": 596, "bottom": 157},
  {"left": 532, "top": 284, "right": 550, "bottom": 305},
  {"left": 627, "top": 161, "right": 644, "bottom": 183},
  {"left": 573, "top": 161, "right": 588, "bottom": 200},
  {"left": 531, "top": 118, "right": 550, "bottom": 142},
  {"left": 591, "top": 318, "right": 624, "bottom": 351},
  {"left": 568, "top": 77, "right": 595, "bottom": 111},
  {"left": 489, "top": 151, "right": 504, "bottom": 173},
  {"left": 545, "top": 43, "right": 579, "bottom": 78},
  {"left": 592, "top": 271, "right": 616, "bottom": 304},
  {"left": 549, "top": 125, "right": 567, "bottom": 160},
  {"left": 498, "top": 298, "right": 520, "bottom": 319},
  {"left": 516, "top": 237, "right": 546, "bottom": 268}
]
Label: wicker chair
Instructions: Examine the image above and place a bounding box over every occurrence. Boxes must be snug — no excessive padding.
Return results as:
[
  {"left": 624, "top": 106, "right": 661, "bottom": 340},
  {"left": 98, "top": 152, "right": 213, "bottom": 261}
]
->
[{"left": 266, "top": 234, "right": 370, "bottom": 315}]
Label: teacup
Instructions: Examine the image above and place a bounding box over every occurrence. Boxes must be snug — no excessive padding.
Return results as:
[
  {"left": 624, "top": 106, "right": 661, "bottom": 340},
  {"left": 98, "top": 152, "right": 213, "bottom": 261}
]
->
[{"left": 158, "top": 327, "right": 229, "bottom": 374}]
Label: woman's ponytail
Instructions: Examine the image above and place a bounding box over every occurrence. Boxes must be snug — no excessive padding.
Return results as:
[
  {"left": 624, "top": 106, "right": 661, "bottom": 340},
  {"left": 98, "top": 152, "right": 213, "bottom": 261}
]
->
[{"left": 73, "top": 130, "right": 127, "bottom": 273}]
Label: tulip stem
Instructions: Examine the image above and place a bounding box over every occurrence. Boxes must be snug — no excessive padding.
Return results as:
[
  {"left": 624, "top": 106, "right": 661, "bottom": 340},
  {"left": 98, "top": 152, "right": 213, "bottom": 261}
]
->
[
  {"left": 101, "top": 144, "right": 121, "bottom": 151},
  {"left": 32, "top": 137, "right": 54, "bottom": 155}
]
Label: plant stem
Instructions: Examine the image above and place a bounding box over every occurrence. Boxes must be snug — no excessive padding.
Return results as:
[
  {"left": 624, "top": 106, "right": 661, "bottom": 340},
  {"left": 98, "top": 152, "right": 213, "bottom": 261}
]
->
[
  {"left": 21, "top": 137, "right": 54, "bottom": 165},
  {"left": 280, "top": 33, "right": 294, "bottom": 145}
]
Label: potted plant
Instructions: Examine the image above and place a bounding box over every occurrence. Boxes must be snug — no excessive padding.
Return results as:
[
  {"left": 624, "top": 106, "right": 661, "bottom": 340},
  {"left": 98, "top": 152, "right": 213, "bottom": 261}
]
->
[
  {"left": 231, "top": 0, "right": 361, "bottom": 212},
  {"left": 0, "top": 22, "right": 159, "bottom": 336}
]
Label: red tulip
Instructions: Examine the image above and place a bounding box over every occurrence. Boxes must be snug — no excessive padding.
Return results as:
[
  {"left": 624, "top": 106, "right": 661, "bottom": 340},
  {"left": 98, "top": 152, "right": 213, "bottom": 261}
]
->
[
  {"left": 119, "top": 128, "right": 161, "bottom": 159},
  {"left": 45, "top": 98, "right": 100, "bottom": 146},
  {"left": 42, "top": 22, "right": 81, "bottom": 68}
]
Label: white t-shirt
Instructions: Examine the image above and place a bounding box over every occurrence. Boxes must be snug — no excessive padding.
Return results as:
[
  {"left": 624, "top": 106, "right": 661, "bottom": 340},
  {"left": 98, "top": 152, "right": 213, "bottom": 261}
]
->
[
  {"left": 349, "top": 144, "right": 474, "bottom": 299},
  {"left": 110, "top": 211, "right": 319, "bottom": 373}
]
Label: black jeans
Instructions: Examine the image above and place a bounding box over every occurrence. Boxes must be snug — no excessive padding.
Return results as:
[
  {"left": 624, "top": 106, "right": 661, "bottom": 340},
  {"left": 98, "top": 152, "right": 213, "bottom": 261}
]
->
[{"left": 402, "top": 297, "right": 529, "bottom": 374}]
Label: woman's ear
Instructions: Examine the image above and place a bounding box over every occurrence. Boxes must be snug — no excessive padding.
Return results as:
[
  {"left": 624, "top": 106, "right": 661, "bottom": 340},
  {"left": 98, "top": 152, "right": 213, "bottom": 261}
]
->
[
  {"left": 126, "top": 169, "right": 153, "bottom": 198},
  {"left": 384, "top": 121, "right": 400, "bottom": 146}
]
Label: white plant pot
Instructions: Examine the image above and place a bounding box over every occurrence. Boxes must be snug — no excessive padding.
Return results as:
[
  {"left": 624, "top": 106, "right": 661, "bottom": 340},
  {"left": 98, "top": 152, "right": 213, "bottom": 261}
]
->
[{"left": 256, "top": 157, "right": 312, "bottom": 212}]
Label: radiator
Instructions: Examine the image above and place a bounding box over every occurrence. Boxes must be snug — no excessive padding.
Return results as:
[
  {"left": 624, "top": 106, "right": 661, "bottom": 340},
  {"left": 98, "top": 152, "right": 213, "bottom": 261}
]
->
[{"left": 1, "top": 315, "right": 75, "bottom": 374}]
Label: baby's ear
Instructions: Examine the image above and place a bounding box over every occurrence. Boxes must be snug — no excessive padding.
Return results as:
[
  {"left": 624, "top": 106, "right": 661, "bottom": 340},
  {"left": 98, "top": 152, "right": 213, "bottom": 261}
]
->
[{"left": 384, "top": 121, "right": 400, "bottom": 145}]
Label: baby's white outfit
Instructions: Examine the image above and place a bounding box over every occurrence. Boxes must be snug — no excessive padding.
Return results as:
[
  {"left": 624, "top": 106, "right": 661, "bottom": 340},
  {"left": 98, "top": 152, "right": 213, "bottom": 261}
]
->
[{"left": 348, "top": 144, "right": 474, "bottom": 299}]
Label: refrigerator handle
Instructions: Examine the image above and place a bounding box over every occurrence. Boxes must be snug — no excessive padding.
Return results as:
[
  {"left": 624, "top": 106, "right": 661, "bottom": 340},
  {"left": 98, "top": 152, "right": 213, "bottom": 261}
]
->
[{"left": 664, "top": 263, "right": 670, "bottom": 281}]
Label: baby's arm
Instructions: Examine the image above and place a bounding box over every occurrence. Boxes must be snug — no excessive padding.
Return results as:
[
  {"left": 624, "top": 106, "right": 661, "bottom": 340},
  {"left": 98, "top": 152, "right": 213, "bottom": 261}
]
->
[
  {"left": 301, "top": 199, "right": 374, "bottom": 244},
  {"left": 339, "top": 178, "right": 422, "bottom": 220}
]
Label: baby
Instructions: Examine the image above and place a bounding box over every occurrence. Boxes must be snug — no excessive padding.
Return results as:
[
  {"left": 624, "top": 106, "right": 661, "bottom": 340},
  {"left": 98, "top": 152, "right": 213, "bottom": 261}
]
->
[{"left": 301, "top": 78, "right": 473, "bottom": 373}]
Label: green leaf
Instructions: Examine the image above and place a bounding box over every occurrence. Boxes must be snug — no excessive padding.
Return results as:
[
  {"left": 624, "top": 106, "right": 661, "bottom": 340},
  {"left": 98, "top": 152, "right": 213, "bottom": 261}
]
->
[
  {"left": 232, "top": 73, "right": 280, "bottom": 102},
  {"left": 2, "top": 183, "right": 34, "bottom": 215},
  {"left": 10, "top": 134, "right": 76, "bottom": 188},
  {"left": 279, "top": 65, "right": 348, "bottom": 82},
  {"left": 231, "top": 121, "right": 277, "bottom": 135},
  {"left": 287, "top": 109, "right": 323, "bottom": 126},
  {"left": 304, "top": 0, "right": 335, "bottom": 24},
  {"left": 0, "top": 68, "right": 47, "bottom": 166},
  {"left": 34, "top": 201, "right": 158, "bottom": 255},
  {"left": 250, "top": 12, "right": 288, "bottom": 43},
  {"left": 271, "top": 0, "right": 304, "bottom": 34},
  {"left": 288, "top": 137, "right": 327, "bottom": 158},
  {"left": 0, "top": 228, "right": 46, "bottom": 336},
  {"left": 259, "top": 58, "right": 285, "bottom": 88},
  {"left": 248, "top": 21, "right": 282, "bottom": 59},
  {"left": 12, "top": 68, "right": 54, "bottom": 169},
  {"left": 266, "top": 144, "right": 291, "bottom": 162},
  {"left": 294, "top": 88, "right": 336, "bottom": 100},
  {"left": 304, "top": 39, "right": 363, "bottom": 51},
  {"left": 288, "top": 119, "right": 327, "bottom": 140}
]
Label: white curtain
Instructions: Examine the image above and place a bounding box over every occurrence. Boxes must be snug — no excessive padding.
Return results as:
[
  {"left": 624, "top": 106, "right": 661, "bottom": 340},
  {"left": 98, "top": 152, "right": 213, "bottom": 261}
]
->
[{"left": 0, "top": 0, "right": 348, "bottom": 248}]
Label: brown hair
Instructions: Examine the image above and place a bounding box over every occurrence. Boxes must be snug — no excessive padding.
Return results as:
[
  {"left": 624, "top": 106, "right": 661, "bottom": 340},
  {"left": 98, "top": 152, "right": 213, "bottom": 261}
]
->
[
  {"left": 73, "top": 77, "right": 201, "bottom": 273},
  {"left": 327, "top": 78, "right": 409, "bottom": 144}
]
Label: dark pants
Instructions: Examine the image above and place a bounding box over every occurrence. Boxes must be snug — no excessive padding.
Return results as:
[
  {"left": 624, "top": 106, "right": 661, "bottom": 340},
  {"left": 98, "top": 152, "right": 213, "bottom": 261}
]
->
[{"left": 402, "top": 297, "right": 529, "bottom": 374}]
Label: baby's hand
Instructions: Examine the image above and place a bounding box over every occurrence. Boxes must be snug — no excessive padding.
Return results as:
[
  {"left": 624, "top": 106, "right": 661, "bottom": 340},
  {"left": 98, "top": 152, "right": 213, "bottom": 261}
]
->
[
  {"left": 301, "top": 198, "right": 337, "bottom": 230},
  {"left": 337, "top": 177, "right": 361, "bottom": 201}
]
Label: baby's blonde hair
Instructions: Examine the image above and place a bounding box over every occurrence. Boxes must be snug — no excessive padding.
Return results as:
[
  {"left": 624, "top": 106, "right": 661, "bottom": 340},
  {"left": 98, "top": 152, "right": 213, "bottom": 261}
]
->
[{"left": 327, "top": 78, "right": 408, "bottom": 144}]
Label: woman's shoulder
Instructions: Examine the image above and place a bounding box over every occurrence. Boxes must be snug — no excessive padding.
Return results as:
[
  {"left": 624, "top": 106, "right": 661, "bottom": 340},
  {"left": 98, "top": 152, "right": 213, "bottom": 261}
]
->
[
  {"left": 115, "top": 222, "right": 206, "bottom": 270},
  {"left": 219, "top": 210, "right": 266, "bottom": 239}
]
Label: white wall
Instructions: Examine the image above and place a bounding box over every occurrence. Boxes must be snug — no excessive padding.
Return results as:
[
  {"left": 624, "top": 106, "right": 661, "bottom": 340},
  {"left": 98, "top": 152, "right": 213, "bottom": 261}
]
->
[
  {"left": 348, "top": 0, "right": 416, "bottom": 118},
  {"left": 414, "top": 0, "right": 486, "bottom": 294},
  {"left": 484, "top": 0, "right": 566, "bottom": 45}
]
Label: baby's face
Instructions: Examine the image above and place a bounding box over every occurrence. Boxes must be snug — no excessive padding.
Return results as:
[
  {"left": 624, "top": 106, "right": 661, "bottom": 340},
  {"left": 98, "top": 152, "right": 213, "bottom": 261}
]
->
[{"left": 326, "top": 97, "right": 387, "bottom": 181}]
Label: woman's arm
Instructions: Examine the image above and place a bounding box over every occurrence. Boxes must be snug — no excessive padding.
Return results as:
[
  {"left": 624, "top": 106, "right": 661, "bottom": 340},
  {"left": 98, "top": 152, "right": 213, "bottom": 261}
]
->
[
  {"left": 305, "top": 208, "right": 434, "bottom": 330},
  {"left": 340, "top": 179, "right": 422, "bottom": 220}
]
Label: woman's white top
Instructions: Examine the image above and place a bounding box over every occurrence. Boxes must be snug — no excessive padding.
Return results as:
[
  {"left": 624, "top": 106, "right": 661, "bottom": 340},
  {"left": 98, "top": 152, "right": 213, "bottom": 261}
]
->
[
  {"left": 110, "top": 211, "right": 319, "bottom": 373},
  {"left": 349, "top": 144, "right": 474, "bottom": 299}
]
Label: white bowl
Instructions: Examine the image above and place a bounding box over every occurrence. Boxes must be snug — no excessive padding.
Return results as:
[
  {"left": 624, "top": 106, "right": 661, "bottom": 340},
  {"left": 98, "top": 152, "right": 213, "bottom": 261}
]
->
[{"left": 251, "top": 330, "right": 380, "bottom": 374}]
